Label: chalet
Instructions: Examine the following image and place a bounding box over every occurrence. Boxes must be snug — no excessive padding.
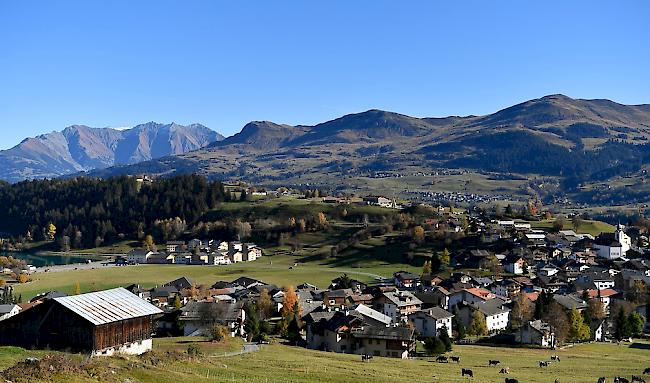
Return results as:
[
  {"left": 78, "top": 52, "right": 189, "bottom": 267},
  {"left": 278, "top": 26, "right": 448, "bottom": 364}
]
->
[
  {"left": 163, "top": 277, "right": 194, "bottom": 290},
  {"left": 490, "top": 279, "right": 521, "bottom": 298},
  {"left": 126, "top": 250, "right": 154, "bottom": 264},
  {"left": 408, "top": 307, "right": 453, "bottom": 338},
  {"left": 362, "top": 196, "right": 393, "bottom": 208},
  {"left": 578, "top": 288, "right": 619, "bottom": 314},
  {"left": 393, "top": 271, "right": 420, "bottom": 289},
  {"left": 448, "top": 288, "right": 497, "bottom": 310},
  {"left": 166, "top": 241, "right": 186, "bottom": 253},
  {"left": 516, "top": 320, "right": 555, "bottom": 347},
  {"left": 179, "top": 301, "right": 246, "bottom": 337},
  {"left": 0, "top": 288, "right": 162, "bottom": 355},
  {"left": 146, "top": 253, "right": 174, "bottom": 264},
  {"left": 306, "top": 311, "right": 415, "bottom": 358},
  {"left": 324, "top": 289, "right": 354, "bottom": 306},
  {"left": 456, "top": 298, "right": 510, "bottom": 333},
  {"left": 553, "top": 294, "right": 587, "bottom": 312},
  {"left": 503, "top": 255, "right": 526, "bottom": 275},
  {"left": 415, "top": 286, "right": 451, "bottom": 310},
  {"left": 373, "top": 290, "right": 422, "bottom": 323}
]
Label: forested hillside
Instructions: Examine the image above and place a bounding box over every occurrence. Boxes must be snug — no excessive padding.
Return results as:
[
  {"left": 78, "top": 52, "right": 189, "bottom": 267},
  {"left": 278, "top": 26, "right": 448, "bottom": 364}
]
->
[{"left": 0, "top": 175, "right": 227, "bottom": 248}]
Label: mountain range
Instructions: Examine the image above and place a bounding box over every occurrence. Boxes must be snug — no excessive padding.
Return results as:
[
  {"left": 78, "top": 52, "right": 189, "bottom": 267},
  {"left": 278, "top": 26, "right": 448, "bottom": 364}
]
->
[
  {"left": 0, "top": 123, "right": 223, "bottom": 182},
  {"left": 3, "top": 94, "right": 650, "bottom": 205}
]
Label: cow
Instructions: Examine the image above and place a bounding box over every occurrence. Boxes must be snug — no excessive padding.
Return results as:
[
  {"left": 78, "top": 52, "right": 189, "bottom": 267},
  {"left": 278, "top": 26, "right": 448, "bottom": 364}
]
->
[
  {"left": 632, "top": 376, "right": 646, "bottom": 383},
  {"left": 644, "top": 368, "right": 650, "bottom": 375},
  {"left": 489, "top": 360, "right": 501, "bottom": 366},
  {"left": 499, "top": 368, "right": 510, "bottom": 374},
  {"left": 505, "top": 378, "right": 519, "bottom": 383},
  {"left": 539, "top": 361, "right": 551, "bottom": 368},
  {"left": 361, "top": 354, "right": 373, "bottom": 362},
  {"left": 462, "top": 368, "right": 474, "bottom": 378},
  {"left": 555, "top": 380, "right": 560, "bottom": 383},
  {"left": 450, "top": 356, "right": 461, "bottom": 363},
  {"left": 437, "top": 355, "right": 449, "bottom": 363},
  {"left": 551, "top": 355, "right": 561, "bottom": 362},
  {"left": 597, "top": 378, "right": 606, "bottom": 383},
  {"left": 615, "top": 378, "right": 630, "bottom": 383}
]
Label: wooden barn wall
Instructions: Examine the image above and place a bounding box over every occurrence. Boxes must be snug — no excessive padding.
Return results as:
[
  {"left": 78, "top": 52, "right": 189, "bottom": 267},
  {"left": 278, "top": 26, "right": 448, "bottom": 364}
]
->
[{"left": 93, "top": 316, "right": 153, "bottom": 350}]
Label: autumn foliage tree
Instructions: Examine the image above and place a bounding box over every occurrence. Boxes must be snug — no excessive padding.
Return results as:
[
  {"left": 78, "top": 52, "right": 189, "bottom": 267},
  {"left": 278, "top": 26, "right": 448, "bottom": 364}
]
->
[
  {"left": 467, "top": 311, "right": 488, "bottom": 337},
  {"left": 412, "top": 226, "right": 425, "bottom": 245},
  {"left": 281, "top": 286, "right": 300, "bottom": 317}
]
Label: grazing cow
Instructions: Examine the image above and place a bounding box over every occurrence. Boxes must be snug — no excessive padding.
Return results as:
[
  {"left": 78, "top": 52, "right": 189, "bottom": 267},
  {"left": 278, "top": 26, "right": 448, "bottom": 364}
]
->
[
  {"left": 450, "top": 356, "right": 461, "bottom": 363},
  {"left": 499, "top": 368, "right": 510, "bottom": 374},
  {"left": 505, "top": 378, "right": 519, "bottom": 383},
  {"left": 361, "top": 354, "right": 373, "bottom": 362},
  {"left": 644, "top": 368, "right": 650, "bottom": 375},
  {"left": 489, "top": 360, "right": 501, "bottom": 366},
  {"left": 555, "top": 379, "right": 560, "bottom": 383},
  {"left": 615, "top": 377, "right": 630, "bottom": 383},
  {"left": 461, "top": 368, "right": 474, "bottom": 378},
  {"left": 597, "top": 378, "right": 606, "bottom": 383},
  {"left": 632, "top": 376, "right": 646, "bottom": 383},
  {"left": 539, "top": 361, "right": 551, "bottom": 368},
  {"left": 437, "top": 355, "right": 449, "bottom": 363},
  {"left": 551, "top": 355, "right": 561, "bottom": 362}
]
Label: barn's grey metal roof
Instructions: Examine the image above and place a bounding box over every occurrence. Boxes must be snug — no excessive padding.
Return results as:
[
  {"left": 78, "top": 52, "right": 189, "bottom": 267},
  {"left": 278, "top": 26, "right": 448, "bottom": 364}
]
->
[{"left": 53, "top": 287, "right": 163, "bottom": 326}]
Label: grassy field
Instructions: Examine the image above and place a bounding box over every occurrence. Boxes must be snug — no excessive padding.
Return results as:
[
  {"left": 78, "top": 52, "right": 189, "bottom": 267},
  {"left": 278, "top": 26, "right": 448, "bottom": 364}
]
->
[
  {"left": 518, "top": 218, "right": 615, "bottom": 236},
  {"left": 12, "top": 249, "right": 412, "bottom": 301},
  {"left": 1, "top": 341, "right": 649, "bottom": 383}
]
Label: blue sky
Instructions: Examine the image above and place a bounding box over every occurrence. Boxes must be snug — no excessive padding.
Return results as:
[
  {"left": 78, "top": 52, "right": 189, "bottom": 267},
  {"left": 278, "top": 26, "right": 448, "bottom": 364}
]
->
[{"left": 1, "top": 1, "right": 649, "bottom": 149}]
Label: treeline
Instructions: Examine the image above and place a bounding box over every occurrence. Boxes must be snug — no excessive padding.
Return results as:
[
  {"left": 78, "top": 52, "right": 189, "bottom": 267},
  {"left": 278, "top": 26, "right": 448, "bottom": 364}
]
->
[{"left": 0, "top": 175, "right": 227, "bottom": 249}]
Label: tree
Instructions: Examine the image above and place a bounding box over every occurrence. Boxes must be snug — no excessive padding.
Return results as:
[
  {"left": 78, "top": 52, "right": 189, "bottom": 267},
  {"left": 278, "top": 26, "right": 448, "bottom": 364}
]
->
[
  {"left": 256, "top": 288, "right": 273, "bottom": 319},
  {"left": 297, "top": 218, "right": 307, "bottom": 233},
  {"left": 552, "top": 218, "right": 565, "bottom": 232},
  {"left": 422, "top": 260, "right": 432, "bottom": 276},
  {"left": 143, "top": 235, "right": 155, "bottom": 251},
  {"left": 438, "top": 327, "right": 453, "bottom": 352},
  {"left": 543, "top": 302, "right": 569, "bottom": 344},
  {"left": 626, "top": 280, "right": 648, "bottom": 304},
  {"left": 412, "top": 226, "right": 425, "bottom": 245},
  {"left": 286, "top": 313, "right": 303, "bottom": 345},
  {"left": 439, "top": 248, "right": 451, "bottom": 267},
  {"left": 627, "top": 312, "right": 645, "bottom": 338},
  {"left": 511, "top": 291, "right": 533, "bottom": 330},
  {"left": 288, "top": 217, "right": 296, "bottom": 230},
  {"left": 244, "top": 303, "right": 260, "bottom": 342},
  {"left": 467, "top": 311, "right": 488, "bottom": 337},
  {"left": 59, "top": 235, "right": 71, "bottom": 252},
  {"left": 571, "top": 215, "right": 584, "bottom": 232},
  {"left": 317, "top": 212, "right": 328, "bottom": 229},
  {"left": 45, "top": 223, "right": 57, "bottom": 241},
  {"left": 614, "top": 306, "right": 631, "bottom": 340},
  {"left": 281, "top": 286, "right": 300, "bottom": 317},
  {"left": 586, "top": 298, "right": 606, "bottom": 322},
  {"left": 173, "top": 295, "right": 182, "bottom": 310},
  {"left": 74, "top": 282, "right": 81, "bottom": 295},
  {"left": 423, "top": 336, "right": 446, "bottom": 355},
  {"left": 567, "top": 308, "right": 591, "bottom": 342},
  {"left": 17, "top": 273, "right": 29, "bottom": 284}
]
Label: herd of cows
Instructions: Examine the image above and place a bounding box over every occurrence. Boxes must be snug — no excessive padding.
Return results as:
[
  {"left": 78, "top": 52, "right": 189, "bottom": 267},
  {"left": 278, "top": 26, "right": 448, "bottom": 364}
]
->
[{"left": 395, "top": 354, "right": 650, "bottom": 382}]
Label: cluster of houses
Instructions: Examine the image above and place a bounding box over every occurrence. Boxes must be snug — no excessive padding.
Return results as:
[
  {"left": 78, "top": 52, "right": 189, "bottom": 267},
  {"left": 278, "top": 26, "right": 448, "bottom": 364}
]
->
[{"left": 125, "top": 240, "right": 262, "bottom": 265}]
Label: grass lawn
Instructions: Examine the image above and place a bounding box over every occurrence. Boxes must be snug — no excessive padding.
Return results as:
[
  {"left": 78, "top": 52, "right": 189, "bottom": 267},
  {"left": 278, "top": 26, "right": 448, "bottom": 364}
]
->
[
  {"left": 2, "top": 341, "right": 649, "bottom": 382},
  {"left": 153, "top": 336, "right": 243, "bottom": 355},
  {"left": 13, "top": 252, "right": 396, "bottom": 300},
  {"left": 518, "top": 219, "right": 615, "bottom": 236}
]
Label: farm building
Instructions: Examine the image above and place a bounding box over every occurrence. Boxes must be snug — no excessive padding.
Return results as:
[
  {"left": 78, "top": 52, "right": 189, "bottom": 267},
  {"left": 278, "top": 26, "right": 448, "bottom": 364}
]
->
[{"left": 0, "top": 287, "right": 162, "bottom": 356}]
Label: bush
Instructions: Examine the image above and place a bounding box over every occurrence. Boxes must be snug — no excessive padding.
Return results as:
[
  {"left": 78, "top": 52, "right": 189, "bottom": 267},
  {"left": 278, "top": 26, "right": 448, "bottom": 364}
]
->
[
  {"left": 210, "top": 324, "right": 229, "bottom": 342},
  {"left": 186, "top": 344, "right": 202, "bottom": 356}
]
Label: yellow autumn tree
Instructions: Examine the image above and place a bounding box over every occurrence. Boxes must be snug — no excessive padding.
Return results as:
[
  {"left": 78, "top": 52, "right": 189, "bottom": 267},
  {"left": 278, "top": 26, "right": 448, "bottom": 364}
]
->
[{"left": 281, "top": 285, "right": 301, "bottom": 317}]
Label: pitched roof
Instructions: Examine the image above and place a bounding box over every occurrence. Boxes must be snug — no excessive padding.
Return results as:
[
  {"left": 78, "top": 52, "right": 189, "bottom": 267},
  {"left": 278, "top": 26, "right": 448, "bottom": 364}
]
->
[
  {"left": 420, "top": 306, "right": 454, "bottom": 320},
  {"left": 53, "top": 288, "right": 163, "bottom": 326},
  {"left": 350, "top": 325, "right": 414, "bottom": 341}
]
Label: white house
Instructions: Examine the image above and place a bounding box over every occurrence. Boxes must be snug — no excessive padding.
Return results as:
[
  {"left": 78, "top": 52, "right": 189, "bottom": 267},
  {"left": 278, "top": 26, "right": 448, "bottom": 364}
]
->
[
  {"left": 516, "top": 320, "right": 555, "bottom": 347},
  {"left": 593, "top": 225, "right": 632, "bottom": 260},
  {"left": 126, "top": 250, "right": 154, "bottom": 264},
  {"left": 457, "top": 298, "right": 510, "bottom": 333},
  {"left": 0, "top": 304, "right": 21, "bottom": 321},
  {"left": 408, "top": 307, "right": 453, "bottom": 338}
]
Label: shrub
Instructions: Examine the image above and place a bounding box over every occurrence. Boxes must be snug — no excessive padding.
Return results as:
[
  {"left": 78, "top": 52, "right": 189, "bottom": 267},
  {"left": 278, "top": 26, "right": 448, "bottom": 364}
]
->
[{"left": 210, "top": 324, "right": 229, "bottom": 342}]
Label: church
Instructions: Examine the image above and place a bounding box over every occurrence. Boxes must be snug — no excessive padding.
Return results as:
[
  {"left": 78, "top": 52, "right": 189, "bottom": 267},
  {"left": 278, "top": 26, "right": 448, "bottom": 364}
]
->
[{"left": 592, "top": 224, "right": 632, "bottom": 260}]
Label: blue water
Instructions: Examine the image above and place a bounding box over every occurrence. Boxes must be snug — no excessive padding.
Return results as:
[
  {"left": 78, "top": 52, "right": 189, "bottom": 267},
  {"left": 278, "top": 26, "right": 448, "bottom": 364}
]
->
[{"left": 0, "top": 251, "right": 98, "bottom": 267}]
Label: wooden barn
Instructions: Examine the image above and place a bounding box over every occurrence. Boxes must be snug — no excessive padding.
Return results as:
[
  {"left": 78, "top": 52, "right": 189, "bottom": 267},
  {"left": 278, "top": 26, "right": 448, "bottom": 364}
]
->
[{"left": 0, "top": 287, "right": 162, "bottom": 356}]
